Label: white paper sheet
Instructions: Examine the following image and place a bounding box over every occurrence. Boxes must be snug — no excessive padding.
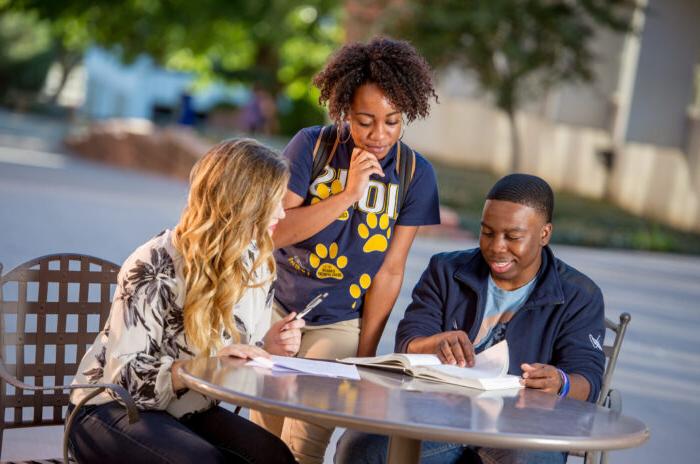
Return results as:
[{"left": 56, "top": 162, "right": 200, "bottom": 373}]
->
[{"left": 247, "top": 356, "right": 360, "bottom": 380}]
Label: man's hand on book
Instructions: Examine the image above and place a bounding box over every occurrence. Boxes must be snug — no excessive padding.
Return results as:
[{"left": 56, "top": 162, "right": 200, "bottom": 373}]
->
[{"left": 407, "top": 331, "right": 475, "bottom": 368}]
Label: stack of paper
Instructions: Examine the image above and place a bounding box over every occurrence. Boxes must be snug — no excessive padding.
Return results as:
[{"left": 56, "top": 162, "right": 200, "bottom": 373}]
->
[{"left": 247, "top": 355, "right": 360, "bottom": 380}]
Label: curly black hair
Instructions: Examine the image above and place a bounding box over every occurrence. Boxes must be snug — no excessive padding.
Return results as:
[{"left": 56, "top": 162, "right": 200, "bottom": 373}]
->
[{"left": 312, "top": 37, "right": 438, "bottom": 123}]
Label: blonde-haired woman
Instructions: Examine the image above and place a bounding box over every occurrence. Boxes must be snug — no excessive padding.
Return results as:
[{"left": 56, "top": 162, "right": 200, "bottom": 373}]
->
[{"left": 67, "top": 139, "right": 302, "bottom": 463}]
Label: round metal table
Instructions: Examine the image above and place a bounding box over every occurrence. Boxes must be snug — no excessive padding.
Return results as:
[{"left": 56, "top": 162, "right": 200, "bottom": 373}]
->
[{"left": 178, "top": 357, "right": 649, "bottom": 464}]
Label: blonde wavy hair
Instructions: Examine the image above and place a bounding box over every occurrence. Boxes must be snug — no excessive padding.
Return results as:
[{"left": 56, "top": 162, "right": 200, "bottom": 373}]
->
[{"left": 173, "top": 138, "right": 288, "bottom": 355}]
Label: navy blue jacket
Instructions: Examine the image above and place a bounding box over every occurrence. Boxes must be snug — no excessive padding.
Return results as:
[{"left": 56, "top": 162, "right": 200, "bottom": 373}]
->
[{"left": 395, "top": 246, "right": 606, "bottom": 402}]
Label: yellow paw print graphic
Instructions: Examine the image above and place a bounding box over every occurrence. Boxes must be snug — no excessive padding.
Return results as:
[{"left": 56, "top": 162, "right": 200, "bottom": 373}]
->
[
  {"left": 311, "top": 180, "right": 349, "bottom": 220},
  {"left": 358, "top": 213, "right": 391, "bottom": 253},
  {"left": 349, "top": 273, "right": 372, "bottom": 309},
  {"left": 309, "top": 242, "right": 347, "bottom": 280}
]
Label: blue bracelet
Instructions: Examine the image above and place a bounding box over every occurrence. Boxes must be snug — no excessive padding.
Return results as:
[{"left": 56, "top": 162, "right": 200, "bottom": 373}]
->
[{"left": 557, "top": 369, "right": 570, "bottom": 397}]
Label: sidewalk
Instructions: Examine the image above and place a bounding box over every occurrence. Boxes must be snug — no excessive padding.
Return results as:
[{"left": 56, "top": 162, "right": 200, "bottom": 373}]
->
[{"left": 1, "top": 109, "right": 699, "bottom": 462}]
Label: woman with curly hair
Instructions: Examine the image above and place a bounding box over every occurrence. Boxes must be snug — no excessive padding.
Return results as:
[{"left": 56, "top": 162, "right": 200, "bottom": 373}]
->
[
  {"left": 67, "top": 139, "right": 302, "bottom": 463},
  {"left": 250, "top": 37, "right": 441, "bottom": 463}
]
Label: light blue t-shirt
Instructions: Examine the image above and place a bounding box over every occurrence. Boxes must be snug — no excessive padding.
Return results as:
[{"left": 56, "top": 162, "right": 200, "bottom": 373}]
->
[{"left": 474, "top": 275, "right": 538, "bottom": 352}]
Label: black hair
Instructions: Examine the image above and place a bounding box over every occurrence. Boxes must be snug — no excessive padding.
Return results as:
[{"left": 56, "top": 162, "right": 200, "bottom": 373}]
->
[
  {"left": 312, "top": 36, "right": 438, "bottom": 123},
  {"left": 486, "top": 174, "right": 554, "bottom": 222}
]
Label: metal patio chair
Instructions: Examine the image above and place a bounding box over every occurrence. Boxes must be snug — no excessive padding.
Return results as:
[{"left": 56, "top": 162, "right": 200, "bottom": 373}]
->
[
  {"left": 570, "top": 312, "right": 632, "bottom": 464},
  {"left": 0, "top": 254, "right": 138, "bottom": 463}
]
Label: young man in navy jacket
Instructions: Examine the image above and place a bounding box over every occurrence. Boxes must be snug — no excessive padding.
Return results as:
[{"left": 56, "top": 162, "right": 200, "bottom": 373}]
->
[{"left": 335, "top": 174, "right": 606, "bottom": 464}]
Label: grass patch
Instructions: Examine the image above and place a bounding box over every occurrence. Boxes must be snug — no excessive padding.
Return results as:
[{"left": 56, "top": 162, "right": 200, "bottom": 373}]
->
[{"left": 432, "top": 159, "right": 700, "bottom": 255}]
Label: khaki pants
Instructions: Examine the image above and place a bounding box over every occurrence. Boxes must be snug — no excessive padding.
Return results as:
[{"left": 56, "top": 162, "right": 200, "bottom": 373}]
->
[{"left": 249, "top": 302, "right": 361, "bottom": 464}]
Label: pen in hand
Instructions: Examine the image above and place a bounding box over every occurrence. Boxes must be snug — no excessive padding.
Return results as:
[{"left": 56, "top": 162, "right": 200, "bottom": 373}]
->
[{"left": 295, "top": 292, "right": 328, "bottom": 320}]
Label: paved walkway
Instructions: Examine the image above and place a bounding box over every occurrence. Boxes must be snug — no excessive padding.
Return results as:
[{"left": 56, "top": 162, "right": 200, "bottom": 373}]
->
[{"left": 1, "top": 111, "right": 698, "bottom": 462}]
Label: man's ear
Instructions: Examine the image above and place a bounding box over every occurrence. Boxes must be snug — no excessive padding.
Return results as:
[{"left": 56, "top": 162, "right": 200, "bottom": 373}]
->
[{"left": 541, "top": 223, "right": 553, "bottom": 246}]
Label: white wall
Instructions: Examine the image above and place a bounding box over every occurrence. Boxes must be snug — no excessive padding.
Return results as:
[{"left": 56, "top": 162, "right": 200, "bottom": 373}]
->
[
  {"left": 404, "top": 90, "right": 700, "bottom": 233},
  {"left": 403, "top": 0, "right": 700, "bottom": 233},
  {"left": 626, "top": 0, "right": 700, "bottom": 148},
  {"left": 549, "top": 27, "right": 626, "bottom": 131}
]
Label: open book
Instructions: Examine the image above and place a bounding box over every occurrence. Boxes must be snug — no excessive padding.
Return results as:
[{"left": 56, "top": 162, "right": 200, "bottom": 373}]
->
[{"left": 339, "top": 340, "right": 521, "bottom": 390}]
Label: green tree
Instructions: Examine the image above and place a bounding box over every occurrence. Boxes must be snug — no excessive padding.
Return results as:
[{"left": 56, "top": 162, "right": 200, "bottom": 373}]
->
[
  {"left": 3, "top": 0, "right": 342, "bottom": 132},
  {"left": 0, "top": 10, "right": 53, "bottom": 108},
  {"left": 385, "top": 0, "right": 636, "bottom": 171}
]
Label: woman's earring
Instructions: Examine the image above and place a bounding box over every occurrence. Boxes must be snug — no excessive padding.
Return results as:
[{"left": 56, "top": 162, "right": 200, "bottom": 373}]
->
[
  {"left": 399, "top": 117, "right": 406, "bottom": 141},
  {"left": 339, "top": 120, "right": 352, "bottom": 144}
]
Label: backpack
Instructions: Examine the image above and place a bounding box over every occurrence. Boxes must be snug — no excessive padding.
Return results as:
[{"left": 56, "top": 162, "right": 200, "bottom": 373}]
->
[{"left": 310, "top": 124, "right": 416, "bottom": 213}]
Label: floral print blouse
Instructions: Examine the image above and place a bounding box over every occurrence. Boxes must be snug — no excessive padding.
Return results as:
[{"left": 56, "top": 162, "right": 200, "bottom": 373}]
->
[{"left": 70, "top": 229, "right": 274, "bottom": 418}]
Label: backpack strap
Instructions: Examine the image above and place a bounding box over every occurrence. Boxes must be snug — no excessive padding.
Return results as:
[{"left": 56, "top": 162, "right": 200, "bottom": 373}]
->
[
  {"left": 395, "top": 141, "right": 416, "bottom": 213},
  {"left": 311, "top": 124, "right": 341, "bottom": 181}
]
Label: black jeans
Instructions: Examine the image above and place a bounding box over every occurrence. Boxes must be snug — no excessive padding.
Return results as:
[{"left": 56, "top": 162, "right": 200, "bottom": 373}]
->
[{"left": 67, "top": 401, "right": 295, "bottom": 464}]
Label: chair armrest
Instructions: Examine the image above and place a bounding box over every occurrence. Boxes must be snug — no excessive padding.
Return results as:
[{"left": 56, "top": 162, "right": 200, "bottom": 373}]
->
[
  {"left": 569, "top": 390, "right": 623, "bottom": 461},
  {"left": 2, "top": 361, "right": 140, "bottom": 462},
  {"left": 604, "top": 388, "right": 622, "bottom": 414},
  {"left": 1, "top": 362, "right": 139, "bottom": 424},
  {"left": 67, "top": 382, "right": 140, "bottom": 424},
  {"left": 62, "top": 383, "right": 140, "bottom": 463}
]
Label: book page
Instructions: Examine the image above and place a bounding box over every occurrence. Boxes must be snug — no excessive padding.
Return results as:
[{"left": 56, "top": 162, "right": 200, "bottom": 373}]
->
[
  {"left": 420, "top": 341, "right": 510, "bottom": 380},
  {"left": 424, "top": 362, "right": 501, "bottom": 380},
  {"left": 339, "top": 353, "right": 441, "bottom": 367},
  {"left": 400, "top": 353, "right": 444, "bottom": 366},
  {"left": 473, "top": 340, "right": 510, "bottom": 376}
]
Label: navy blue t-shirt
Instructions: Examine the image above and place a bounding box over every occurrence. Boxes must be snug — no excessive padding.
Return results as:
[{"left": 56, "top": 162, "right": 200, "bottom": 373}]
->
[{"left": 274, "top": 126, "right": 441, "bottom": 325}]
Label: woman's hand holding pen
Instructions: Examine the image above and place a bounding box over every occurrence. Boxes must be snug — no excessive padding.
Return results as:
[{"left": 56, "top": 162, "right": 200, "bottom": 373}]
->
[
  {"left": 263, "top": 312, "right": 305, "bottom": 356},
  {"left": 262, "top": 294, "right": 324, "bottom": 356}
]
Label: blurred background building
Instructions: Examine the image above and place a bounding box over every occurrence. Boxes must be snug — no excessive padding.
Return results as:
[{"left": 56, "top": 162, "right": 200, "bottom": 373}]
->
[
  {"left": 1, "top": 0, "right": 699, "bottom": 235},
  {"left": 392, "top": 0, "right": 700, "bottom": 233}
]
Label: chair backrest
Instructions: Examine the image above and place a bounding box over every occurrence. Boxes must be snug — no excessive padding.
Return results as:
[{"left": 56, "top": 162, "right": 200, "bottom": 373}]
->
[
  {"left": 570, "top": 312, "right": 631, "bottom": 464},
  {"left": 0, "top": 254, "right": 119, "bottom": 433},
  {"left": 598, "top": 312, "right": 631, "bottom": 405}
]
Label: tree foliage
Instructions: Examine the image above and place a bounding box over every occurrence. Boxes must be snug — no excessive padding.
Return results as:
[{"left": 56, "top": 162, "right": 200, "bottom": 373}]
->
[
  {"left": 0, "top": 10, "right": 54, "bottom": 104},
  {"left": 384, "top": 0, "right": 636, "bottom": 170},
  {"left": 3, "top": 0, "right": 342, "bottom": 105}
]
